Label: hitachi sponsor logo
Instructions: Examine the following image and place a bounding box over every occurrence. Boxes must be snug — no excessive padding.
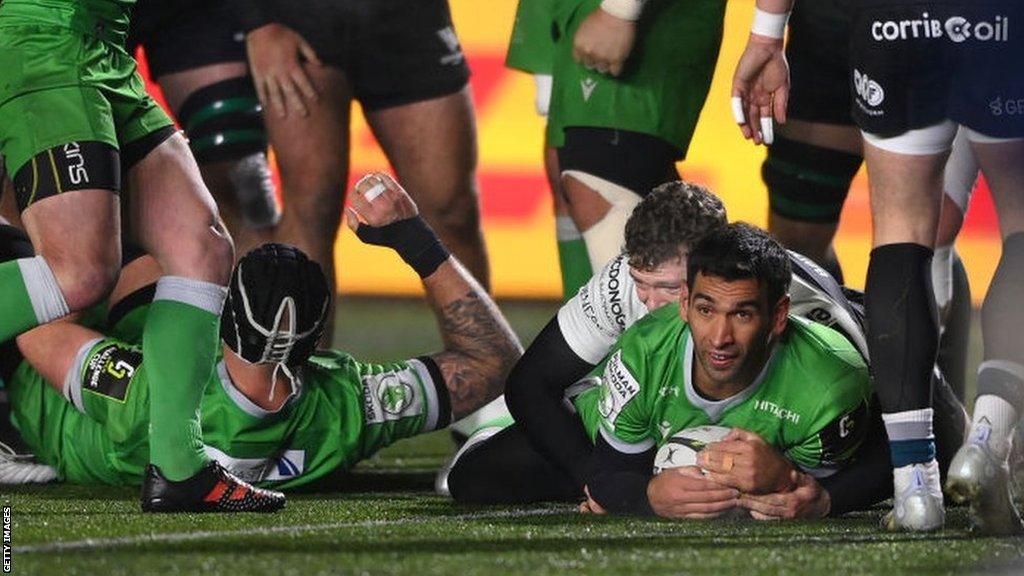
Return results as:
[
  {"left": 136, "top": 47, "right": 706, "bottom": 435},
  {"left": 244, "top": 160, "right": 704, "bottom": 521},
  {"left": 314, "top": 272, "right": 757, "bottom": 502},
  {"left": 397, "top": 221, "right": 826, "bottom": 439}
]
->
[
  {"left": 871, "top": 14, "right": 1009, "bottom": 42},
  {"left": 754, "top": 399, "right": 801, "bottom": 424}
]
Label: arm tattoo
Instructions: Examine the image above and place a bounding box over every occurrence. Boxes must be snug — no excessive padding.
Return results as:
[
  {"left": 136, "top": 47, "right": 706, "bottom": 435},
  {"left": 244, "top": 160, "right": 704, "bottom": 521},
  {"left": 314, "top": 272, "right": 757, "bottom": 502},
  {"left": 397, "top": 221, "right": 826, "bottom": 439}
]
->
[{"left": 431, "top": 291, "right": 522, "bottom": 418}]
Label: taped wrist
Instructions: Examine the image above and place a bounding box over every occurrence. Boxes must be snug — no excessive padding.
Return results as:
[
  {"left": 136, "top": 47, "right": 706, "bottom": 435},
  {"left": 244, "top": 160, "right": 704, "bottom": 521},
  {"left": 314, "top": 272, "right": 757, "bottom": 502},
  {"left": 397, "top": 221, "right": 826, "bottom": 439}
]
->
[
  {"left": 600, "top": 0, "right": 646, "bottom": 21},
  {"left": 356, "top": 217, "right": 450, "bottom": 278}
]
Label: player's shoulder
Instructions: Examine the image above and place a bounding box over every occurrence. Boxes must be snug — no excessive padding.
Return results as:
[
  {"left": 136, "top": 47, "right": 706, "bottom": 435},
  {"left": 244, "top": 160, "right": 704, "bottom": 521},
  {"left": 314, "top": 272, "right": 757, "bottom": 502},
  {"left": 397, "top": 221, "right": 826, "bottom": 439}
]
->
[
  {"left": 782, "top": 316, "right": 867, "bottom": 374},
  {"left": 618, "top": 302, "right": 686, "bottom": 353}
]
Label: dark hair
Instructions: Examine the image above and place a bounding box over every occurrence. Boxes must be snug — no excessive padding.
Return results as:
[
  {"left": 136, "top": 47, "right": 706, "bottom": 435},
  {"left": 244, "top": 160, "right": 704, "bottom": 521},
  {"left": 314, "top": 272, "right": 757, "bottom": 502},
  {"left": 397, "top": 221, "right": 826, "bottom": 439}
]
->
[
  {"left": 686, "top": 222, "right": 791, "bottom": 306},
  {"left": 624, "top": 181, "right": 727, "bottom": 270}
]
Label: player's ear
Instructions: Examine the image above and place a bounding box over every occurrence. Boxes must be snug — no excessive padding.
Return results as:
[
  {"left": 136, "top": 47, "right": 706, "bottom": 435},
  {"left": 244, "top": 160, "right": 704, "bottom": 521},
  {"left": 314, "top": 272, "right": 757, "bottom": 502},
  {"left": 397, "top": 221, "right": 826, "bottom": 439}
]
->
[
  {"left": 679, "top": 288, "right": 690, "bottom": 318},
  {"left": 771, "top": 294, "right": 790, "bottom": 337}
]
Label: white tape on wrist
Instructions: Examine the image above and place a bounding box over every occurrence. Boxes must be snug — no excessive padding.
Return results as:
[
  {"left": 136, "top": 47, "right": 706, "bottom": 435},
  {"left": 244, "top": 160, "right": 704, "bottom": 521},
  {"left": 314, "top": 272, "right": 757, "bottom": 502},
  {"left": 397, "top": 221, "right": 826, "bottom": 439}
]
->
[
  {"left": 751, "top": 7, "right": 790, "bottom": 39},
  {"left": 600, "top": 0, "right": 645, "bottom": 21},
  {"left": 731, "top": 96, "right": 746, "bottom": 125}
]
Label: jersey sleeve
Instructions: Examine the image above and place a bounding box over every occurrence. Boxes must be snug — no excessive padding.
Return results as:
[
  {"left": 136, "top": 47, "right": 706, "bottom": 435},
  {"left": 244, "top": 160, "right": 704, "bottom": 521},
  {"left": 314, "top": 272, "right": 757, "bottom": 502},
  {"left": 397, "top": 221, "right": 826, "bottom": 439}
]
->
[
  {"left": 318, "top": 352, "right": 452, "bottom": 436},
  {"left": 784, "top": 365, "right": 871, "bottom": 477},
  {"left": 557, "top": 254, "right": 644, "bottom": 365},
  {"left": 594, "top": 341, "right": 656, "bottom": 455}
]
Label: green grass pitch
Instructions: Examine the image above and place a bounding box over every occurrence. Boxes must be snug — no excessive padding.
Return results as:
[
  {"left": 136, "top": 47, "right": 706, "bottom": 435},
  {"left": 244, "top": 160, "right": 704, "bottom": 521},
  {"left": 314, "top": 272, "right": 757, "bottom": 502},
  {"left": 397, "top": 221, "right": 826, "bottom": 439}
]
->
[{"left": 3, "top": 298, "right": 1023, "bottom": 575}]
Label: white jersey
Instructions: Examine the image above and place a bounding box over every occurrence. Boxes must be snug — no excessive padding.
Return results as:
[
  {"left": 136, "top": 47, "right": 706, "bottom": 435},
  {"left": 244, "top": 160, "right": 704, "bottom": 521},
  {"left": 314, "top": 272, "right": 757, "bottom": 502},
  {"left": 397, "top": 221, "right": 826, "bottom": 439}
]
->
[{"left": 557, "top": 251, "right": 869, "bottom": 366}]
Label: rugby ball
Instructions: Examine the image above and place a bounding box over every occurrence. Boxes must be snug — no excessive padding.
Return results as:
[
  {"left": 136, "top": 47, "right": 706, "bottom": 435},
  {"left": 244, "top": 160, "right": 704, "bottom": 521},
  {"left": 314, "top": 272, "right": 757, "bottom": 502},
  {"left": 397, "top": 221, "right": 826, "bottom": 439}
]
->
[{"left": 652, "top": 425, "right": 731, "bottom": 474}]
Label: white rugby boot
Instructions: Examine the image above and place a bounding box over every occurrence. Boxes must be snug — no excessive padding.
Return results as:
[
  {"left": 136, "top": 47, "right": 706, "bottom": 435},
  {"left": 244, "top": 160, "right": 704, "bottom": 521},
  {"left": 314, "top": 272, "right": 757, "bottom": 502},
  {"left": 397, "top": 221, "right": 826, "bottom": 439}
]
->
[
  {"left": 946, "top": 424, "right": 1024, "bottom": 535},
  {"left": 883, "top": 460, "right": 945, "bottom": 532},
  {"left": 0, "top": 440, "right": 58, "bottom": 485}
]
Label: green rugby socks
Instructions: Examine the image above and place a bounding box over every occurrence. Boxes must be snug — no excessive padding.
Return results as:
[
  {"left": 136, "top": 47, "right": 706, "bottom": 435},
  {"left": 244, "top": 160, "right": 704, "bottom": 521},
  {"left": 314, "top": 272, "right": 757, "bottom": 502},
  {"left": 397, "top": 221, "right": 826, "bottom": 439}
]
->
[{"left": 145, "top": 276, "right": 226, "bottom": 481}]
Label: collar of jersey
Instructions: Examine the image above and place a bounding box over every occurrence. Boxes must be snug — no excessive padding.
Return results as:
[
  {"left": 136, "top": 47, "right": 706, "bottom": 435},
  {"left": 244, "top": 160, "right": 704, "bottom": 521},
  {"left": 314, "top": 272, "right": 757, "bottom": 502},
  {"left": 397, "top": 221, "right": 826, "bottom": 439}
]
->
[
  {"left": 217, "top": 360, "right": 301, "bottom": 419},
  {"left": 682, "top": 331, "right": 779, "bottom": 422}
]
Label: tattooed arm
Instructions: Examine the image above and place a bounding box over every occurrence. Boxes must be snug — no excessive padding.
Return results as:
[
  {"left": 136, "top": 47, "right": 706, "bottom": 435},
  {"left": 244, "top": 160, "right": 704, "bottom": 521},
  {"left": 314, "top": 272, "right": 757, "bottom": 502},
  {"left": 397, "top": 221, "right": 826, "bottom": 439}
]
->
[
  {"left": 347, "top": 172, "right": 523, "bottom": 419},
  {"left": 422, "top": 259, "right": 523, "bottom": 419}
]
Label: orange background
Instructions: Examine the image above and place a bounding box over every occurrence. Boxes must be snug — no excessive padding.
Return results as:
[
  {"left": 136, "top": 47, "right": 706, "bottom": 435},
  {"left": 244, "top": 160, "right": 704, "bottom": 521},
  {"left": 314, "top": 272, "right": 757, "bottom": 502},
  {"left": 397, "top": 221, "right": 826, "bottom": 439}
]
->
[{"left": 142, "top": 0, "right": 1003, "bottom": 301}]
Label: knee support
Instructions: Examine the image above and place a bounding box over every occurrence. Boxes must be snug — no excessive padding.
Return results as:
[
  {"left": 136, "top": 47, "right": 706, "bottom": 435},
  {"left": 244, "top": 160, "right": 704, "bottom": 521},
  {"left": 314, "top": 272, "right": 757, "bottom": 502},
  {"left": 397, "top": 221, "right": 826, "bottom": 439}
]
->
[
  {"left": 179, "top": 77, "right": 279, "bottom": 228},
  {"left": 562, "top": 170, "right": 641, "bottom": 270},
  {"left": 179, "top": 76, "right": 266, "bottom": 163},
  {"left": 763, "top": 136, "right": 862, "bottom": 224}
]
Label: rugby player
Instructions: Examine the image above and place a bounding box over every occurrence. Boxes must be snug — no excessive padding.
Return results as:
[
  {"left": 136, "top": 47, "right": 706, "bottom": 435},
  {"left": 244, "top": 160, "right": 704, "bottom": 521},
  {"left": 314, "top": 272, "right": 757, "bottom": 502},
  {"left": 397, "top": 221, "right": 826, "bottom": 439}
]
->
[
  {"left": 227, "top": 0, "right": 492, "bottom": 332},
  {"left": 732, "top": 0, "right": 1024, "bottom": 533},
  {"left": 506, "top": 0, "right": 590, "bottom": 300},
  {"left": 580, "top": 223, "right": 871, "bottom": 516},
  {"left": 754, "top": 0, "right": 975, "bottom": 396},
  {"left": 0, "top": 174, "right": 522, "bottom": 501},
  {"left": 127, "top": 0, "right": 279, "bottom": 254},
  {"left": 531, "top": 0, "right": 727, "bottom": 278},
  {"left": 0, "top": 0, "right": 252, "bottom": 511},
  {"left": 446, "top": 183, "right": 967, "bottom": 519}
]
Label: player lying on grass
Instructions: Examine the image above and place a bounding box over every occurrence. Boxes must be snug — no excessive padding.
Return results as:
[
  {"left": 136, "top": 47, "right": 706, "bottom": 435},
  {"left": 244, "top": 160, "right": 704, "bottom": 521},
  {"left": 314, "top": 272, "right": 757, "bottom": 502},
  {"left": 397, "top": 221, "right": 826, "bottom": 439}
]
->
[
  {"left": 447, "top": 184, "right": 968, "bottom": 520},
  {"left": 0, "top": 173, "right": 522, "bottom": 507}
]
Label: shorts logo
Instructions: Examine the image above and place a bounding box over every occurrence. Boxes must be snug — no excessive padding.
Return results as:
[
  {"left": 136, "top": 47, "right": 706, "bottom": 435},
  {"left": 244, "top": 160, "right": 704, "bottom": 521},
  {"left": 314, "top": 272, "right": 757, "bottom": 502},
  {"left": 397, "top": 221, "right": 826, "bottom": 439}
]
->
[
  {"left": 853, "top": 69, "right": 885, "bottom": 108},
  {"left": 436, "top": 27, "right": 464, "bottom": 65},
  {"left": 870, "top": 13, "right": 1009, "bottom": 42},
  {"left": 581, "top": 78, "right": 597, "bottom": 102},
  {"left": 990, "top": 95, "right": 1024, "bottom": 116},
  {"left": 63, "top": 142, "right": 89, "bottom": 185}
]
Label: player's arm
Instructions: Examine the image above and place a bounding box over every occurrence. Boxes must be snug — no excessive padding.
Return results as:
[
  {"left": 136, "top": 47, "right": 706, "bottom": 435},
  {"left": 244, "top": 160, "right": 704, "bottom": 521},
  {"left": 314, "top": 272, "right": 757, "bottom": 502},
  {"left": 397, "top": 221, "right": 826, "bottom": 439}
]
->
[
  {"left": 572, "top": 0, "right": 647, "bottom": 77},
  {"left": 505, "top": 257, "right": 632, "bottom": 488},
  {"left": 347, "top": 173, "right": 522, "bottom": 419},
  {"left": 731, "top": 0, "right": 794, "bottom": 145},
  {"left": 226, "top": 0, "right": 321, "bottom": 118}
]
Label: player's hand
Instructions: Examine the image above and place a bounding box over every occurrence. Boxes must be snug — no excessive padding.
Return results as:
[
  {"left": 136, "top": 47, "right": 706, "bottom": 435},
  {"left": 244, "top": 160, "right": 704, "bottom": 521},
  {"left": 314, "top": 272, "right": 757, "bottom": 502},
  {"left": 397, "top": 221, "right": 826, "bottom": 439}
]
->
[
  {"left": 738, "top": 470, "right": 831, "bottom": 520},
  {"left": 698, "top": 428, "right": 796, "bottom": 494},
  {"left": 572, "top": 7, "right": 637, "bottom": 77},
  {"left": 246, "top": 23, "right": 321, "bottom": 119},
  {"left": 346, "top": 172, "right": 419, "bottom": 234},
  {"left": 647, "top": 466, "right": 740, "bottom": 519},
  {"left": 731, "top": 34, "right": 788, "bottom": 145},
  {"left": 579, "top": 486, "right": 608, "bottom": 514}
]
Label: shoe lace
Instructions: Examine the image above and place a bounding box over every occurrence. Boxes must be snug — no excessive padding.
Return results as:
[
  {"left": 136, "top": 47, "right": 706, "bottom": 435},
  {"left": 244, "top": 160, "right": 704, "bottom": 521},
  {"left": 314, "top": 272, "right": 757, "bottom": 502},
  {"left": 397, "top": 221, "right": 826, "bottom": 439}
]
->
[{"left": 0, "top": 439, "right": 33, "bottom": 462}]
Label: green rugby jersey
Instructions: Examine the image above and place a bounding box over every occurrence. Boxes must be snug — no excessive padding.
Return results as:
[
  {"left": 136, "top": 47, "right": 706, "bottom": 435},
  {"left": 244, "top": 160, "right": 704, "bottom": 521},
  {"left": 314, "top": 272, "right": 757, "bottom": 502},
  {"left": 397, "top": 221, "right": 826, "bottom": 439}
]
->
[
  {"left": 11, "top": 334, "right": 448, "bottom": 489},
  {"left": 573, "top": 303, "right": 871, "bottom": 476}
]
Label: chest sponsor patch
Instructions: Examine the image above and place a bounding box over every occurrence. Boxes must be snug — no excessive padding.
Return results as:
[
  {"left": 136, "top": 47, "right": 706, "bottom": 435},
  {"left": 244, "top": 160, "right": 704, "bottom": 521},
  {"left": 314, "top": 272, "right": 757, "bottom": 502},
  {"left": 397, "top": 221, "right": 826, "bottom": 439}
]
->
[
  {"left": 598, "top": 350, "right": 641, "bottom": 426},
  {"left": 82, "top": 343, "right": 141, "bottom": 403}
]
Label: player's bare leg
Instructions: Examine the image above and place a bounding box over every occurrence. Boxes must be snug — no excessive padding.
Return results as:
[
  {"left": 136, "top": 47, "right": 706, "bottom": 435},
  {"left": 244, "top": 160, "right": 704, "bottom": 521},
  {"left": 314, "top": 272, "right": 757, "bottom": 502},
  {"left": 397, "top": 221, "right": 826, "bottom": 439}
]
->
[
  {"left": 366, "top": 87, "right": 491, "bottom": 290},
  {"left": 265, "top": 65, "right": 353, "bottom": 344},
  {"left": 767, "top": 120, "right": 862, "bottom": 283},
  {"left": 547, "top": 146, "right": 590, "bottom": 299},
  {"left": 862, "top": 133, "right": 950, "bottom": 532},
  {"left": 158, "top": 62, "right": 277, "bottom": 257},
  {"left": 947, "top": 136, "right": 1024, "bottom": 535}
]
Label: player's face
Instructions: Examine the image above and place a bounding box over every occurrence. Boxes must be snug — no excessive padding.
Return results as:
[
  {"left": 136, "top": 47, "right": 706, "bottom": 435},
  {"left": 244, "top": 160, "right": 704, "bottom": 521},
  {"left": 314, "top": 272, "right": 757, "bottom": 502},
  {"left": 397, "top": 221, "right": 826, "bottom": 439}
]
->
[
  {"left": 630, "top": 256, "right": 686, "bottom": 311},
  {"left": 683, "top": 273, "right": 789, "bottom": 396}
]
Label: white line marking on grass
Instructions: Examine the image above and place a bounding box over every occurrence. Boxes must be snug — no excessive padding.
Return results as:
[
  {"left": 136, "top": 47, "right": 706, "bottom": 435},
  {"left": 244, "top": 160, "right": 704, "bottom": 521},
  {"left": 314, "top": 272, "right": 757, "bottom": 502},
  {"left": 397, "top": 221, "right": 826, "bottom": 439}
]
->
[{"left": 15, "top": 507, "right": 571, "bottom": 554}]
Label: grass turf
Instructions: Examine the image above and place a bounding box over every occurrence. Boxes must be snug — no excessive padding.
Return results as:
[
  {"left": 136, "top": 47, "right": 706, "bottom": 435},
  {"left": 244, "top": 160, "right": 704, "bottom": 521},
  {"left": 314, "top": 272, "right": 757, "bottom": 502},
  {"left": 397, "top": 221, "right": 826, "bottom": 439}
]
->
[{"left": 4, "top": 298, "right": 1023, "bottom": 575}]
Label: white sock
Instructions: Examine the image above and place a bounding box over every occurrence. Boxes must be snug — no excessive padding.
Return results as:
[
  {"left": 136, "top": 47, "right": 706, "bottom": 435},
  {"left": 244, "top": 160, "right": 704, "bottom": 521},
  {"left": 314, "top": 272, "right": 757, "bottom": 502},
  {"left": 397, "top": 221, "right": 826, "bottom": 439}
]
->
[
  {"left": 971, "top": 394, "right": 1018, "bottom": 460},
  {"left": 17, "top": 256, "right": 70, "bottom": 324}
]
